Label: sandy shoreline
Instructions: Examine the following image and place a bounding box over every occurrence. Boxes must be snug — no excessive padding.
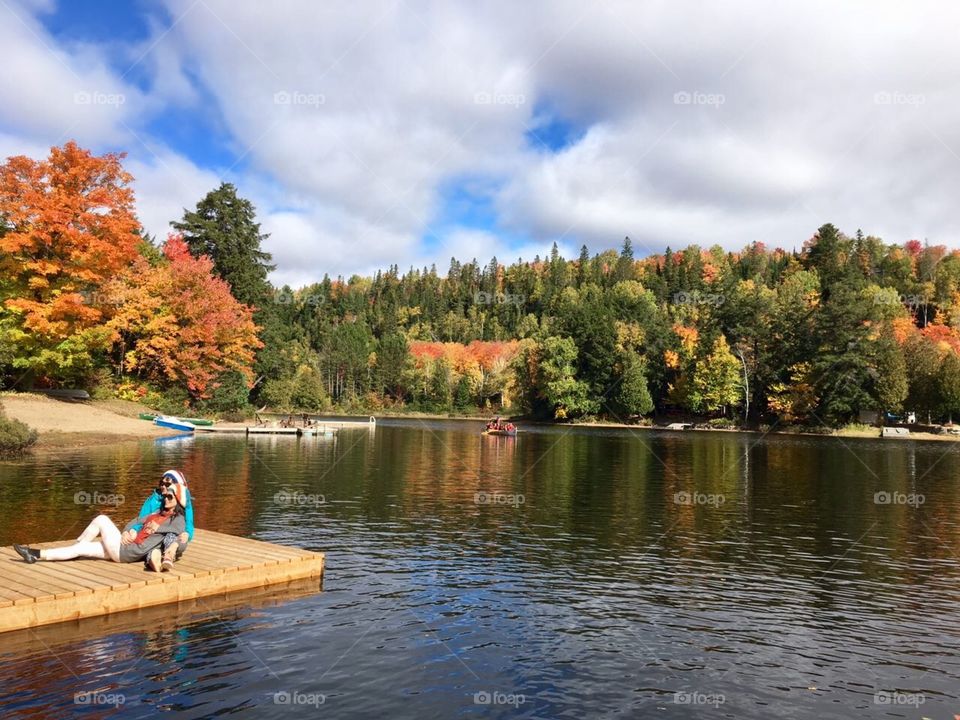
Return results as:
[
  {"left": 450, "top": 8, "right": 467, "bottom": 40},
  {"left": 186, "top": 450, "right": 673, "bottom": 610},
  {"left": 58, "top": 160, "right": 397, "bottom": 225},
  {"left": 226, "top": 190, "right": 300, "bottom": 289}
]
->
[
  {"left": 1, "top": 393, "right": 179, "bottom": 453},
  {"left": 2, "top": 392, "right": 955, "bottom": 455}
]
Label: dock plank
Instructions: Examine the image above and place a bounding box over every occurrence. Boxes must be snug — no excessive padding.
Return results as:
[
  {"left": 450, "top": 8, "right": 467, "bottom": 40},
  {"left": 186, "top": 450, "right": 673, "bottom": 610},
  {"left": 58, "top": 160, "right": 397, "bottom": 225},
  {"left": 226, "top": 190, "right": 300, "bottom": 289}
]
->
[{"left": 0, "top": 529, "right": 324, "bottom": 633}]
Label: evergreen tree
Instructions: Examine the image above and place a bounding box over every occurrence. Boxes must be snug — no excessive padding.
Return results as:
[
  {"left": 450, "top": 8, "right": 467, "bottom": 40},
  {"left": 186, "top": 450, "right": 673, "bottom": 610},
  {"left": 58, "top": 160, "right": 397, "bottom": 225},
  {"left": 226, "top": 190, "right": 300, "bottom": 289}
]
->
[
  {"left": 869, "top": 336, "right": 908, "bottom": 417},
  {"left": 577, "top": 245, "right": 591, "bottom": 287},
  {"left": 614, "top": 236, "right": 636, "bottom": 282},
  {"left": 172, "top": 182, "right": 275, "bottom": 307},
  {"left": 938, "top": 352, "right": 960, "bottom": 423},
  {"left": 616, "top": 351, "right": 654, "bottom": 417}
]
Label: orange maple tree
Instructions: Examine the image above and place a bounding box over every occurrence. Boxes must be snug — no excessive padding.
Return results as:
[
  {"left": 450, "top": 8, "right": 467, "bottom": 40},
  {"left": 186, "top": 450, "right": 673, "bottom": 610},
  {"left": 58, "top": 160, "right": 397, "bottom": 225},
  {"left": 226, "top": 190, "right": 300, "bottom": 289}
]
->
[
  {"left": 104, "top": 235, "right": 262, "bottom": 398},
  {"left": 0, "top": 141, "right": 141, "bottom": 381}
]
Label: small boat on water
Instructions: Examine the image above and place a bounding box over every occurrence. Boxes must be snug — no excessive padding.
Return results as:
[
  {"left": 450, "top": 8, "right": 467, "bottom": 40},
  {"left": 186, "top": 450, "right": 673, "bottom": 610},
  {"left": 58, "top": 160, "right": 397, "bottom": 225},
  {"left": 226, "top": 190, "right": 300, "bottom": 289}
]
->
[
  {"left": 483, "top": 427, "right": 518, "bottom": 437},
  {"left": 482, "top": 416, "right": 518, "bottom": 436},
  {"left": 154, "top": 416, "right": 196, "bottom": 433}
]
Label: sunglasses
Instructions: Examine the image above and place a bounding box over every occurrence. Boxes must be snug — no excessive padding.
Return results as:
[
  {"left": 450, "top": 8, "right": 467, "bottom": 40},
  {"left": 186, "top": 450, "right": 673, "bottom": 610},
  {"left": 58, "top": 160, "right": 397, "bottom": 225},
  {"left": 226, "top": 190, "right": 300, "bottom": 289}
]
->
[{"left": 162, "top": 493, "right": 176, "bottom": 501}]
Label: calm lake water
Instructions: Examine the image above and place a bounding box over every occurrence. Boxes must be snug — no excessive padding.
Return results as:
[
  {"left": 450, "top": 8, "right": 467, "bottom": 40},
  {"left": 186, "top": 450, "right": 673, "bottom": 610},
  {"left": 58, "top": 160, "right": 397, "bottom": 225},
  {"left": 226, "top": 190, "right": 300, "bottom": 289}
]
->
[{"left": 1, "top": 420, "right": 959, "bottom": 718}]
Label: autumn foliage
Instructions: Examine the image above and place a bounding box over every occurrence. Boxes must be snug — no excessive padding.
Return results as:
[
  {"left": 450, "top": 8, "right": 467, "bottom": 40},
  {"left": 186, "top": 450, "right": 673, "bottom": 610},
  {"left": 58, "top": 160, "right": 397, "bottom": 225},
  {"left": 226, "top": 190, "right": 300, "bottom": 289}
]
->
[
  {"left": 104, "top": 235, "right": 261, "bottom": 397},
  {"left": 0, "top": 142, "right": 262, "bottom": 401},
  {"left": 0, "top": 141, "right": 141, "bottom": 379}
]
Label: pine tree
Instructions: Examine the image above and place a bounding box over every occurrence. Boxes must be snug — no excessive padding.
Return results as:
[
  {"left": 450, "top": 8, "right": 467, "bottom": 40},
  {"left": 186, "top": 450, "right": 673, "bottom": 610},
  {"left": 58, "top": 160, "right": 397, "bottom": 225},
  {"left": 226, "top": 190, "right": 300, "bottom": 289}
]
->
[
  {"left": 617, "top": 351, "right": 654, "bottom": 417},
  {"left": 172, "top": 182, "right": 275, "bottom": 307},
  {"left": 614, "top": 237, "right": 635, "bottom": 282}
]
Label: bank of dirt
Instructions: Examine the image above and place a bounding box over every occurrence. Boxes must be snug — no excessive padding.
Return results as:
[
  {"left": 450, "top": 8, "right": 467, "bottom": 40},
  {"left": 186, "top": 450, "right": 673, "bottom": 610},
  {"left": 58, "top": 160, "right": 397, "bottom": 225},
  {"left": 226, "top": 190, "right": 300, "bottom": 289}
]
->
[{"left": 0, "top": 393, "right": 177, "bottom": 452}]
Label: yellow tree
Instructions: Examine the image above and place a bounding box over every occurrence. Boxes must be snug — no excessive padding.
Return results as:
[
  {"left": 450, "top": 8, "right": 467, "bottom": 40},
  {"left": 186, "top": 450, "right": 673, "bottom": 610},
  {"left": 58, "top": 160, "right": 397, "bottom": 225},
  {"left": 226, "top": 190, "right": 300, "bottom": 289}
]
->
[{"left": 692, "top": 335, "right": 742, "bottom": 415}]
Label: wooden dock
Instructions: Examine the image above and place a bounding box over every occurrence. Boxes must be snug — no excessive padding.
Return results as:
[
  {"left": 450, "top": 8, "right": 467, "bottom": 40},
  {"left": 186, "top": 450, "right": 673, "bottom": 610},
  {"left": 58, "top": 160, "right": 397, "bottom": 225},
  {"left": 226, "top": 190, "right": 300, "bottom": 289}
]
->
[{"left": 0, "top": 529, "right": 324, "bottom": 634}]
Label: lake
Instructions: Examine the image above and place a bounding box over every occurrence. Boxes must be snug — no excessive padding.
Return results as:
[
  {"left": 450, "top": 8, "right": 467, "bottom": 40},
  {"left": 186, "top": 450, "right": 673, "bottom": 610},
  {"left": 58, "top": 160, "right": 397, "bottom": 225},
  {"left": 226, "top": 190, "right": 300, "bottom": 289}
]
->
[{"left": 1, "top": 420, "right": 959, "bottom": 718}]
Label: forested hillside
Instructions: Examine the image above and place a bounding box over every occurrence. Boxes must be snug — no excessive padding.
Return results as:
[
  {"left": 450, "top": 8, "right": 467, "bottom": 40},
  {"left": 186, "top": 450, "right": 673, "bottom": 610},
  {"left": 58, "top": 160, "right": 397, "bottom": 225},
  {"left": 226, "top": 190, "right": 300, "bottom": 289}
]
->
[{"left": 3, "top": 143, "right": 959, "bottom": 427}]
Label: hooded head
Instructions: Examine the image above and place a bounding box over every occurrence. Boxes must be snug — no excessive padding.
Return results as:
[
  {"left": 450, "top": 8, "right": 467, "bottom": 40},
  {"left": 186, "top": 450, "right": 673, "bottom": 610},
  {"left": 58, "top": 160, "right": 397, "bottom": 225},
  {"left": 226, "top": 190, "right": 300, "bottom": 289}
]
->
[
  {"left": 162, "top": 469, "right": 187, "bottom": 487},
  {"left": 164, "top": 480, "right": 188, "bottom": 512}
]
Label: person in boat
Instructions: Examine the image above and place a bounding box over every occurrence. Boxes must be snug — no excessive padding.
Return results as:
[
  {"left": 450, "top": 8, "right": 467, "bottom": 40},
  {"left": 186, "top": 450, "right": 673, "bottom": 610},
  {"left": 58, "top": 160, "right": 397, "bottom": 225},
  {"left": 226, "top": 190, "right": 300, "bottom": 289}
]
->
[
  {"left": 13, "top": 482, "right": 187, "bottom": 571},
  {"left": 132, "top": 469, "right": 194, "bottom": 561}
]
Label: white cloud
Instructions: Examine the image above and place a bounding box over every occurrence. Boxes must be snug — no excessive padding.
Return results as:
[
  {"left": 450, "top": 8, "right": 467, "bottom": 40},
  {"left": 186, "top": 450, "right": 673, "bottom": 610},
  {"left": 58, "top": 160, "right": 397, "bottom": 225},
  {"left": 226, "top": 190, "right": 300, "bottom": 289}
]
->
[
  {"left": 124, "top": 150, "right": 224, "bottom": 242},
  {"left": 0, "top": 3, "right": 148, "bottom": 146},
  {"left": 4, "top": 0, "right": 960, "bottom": 286}
]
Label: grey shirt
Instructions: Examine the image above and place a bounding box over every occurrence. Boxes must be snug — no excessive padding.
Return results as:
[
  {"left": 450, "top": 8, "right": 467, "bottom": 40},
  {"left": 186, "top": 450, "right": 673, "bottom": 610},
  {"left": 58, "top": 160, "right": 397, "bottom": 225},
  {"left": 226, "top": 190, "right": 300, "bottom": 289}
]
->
[{"left": 118, "top": 512, "right": 186, "bottom": 563}]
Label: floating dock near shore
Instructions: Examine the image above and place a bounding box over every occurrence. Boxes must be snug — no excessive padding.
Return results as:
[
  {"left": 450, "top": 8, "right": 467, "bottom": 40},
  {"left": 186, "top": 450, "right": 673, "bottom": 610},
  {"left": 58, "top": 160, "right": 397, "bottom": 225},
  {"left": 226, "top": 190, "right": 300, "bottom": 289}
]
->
[
  {"left": 195, "top": 416, "right": 376, "bottom": 436},
  {"left": 0, "top": 529, "right": 324, "bottom": 633}
]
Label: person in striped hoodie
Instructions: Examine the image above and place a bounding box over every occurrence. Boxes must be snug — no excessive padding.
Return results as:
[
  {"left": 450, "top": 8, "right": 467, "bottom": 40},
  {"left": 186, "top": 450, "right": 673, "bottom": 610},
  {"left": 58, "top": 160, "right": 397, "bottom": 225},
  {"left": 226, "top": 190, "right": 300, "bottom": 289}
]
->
[{"left": 125, "top": 469, "right": 195, "bottom": 564}]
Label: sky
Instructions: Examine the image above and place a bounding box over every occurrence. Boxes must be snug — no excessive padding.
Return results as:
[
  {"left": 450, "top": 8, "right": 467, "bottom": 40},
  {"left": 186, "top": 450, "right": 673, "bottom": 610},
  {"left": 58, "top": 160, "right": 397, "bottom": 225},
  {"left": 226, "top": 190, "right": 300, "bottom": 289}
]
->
[{"left": 1, "top": 0, "right": 957, "bottom": 288}]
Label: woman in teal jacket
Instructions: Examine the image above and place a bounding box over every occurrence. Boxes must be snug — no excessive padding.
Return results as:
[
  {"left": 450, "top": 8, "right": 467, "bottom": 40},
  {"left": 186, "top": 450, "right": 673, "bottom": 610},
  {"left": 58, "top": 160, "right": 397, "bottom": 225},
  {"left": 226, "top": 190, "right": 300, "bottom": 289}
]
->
[{"left": 128, "top": 469, "right": 194, "bottom": 560}]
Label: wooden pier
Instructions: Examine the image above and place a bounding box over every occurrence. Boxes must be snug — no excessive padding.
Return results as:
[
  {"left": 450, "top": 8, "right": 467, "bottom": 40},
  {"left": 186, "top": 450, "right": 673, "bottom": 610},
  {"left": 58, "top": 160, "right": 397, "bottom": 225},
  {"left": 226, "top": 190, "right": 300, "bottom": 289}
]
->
[
  {"left": 195, "top": 416, "right": 376, "bottom": 436},
  {"left": 0, "top": 529, "right": 324, "bottom": 633}
]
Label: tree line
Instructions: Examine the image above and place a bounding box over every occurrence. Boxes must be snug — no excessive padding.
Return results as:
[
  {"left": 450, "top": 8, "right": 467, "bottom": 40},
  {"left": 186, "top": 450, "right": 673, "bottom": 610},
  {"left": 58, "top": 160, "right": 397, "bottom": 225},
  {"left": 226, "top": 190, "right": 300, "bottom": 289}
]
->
[{"left": 3, "top": 142, "right": 959, "bottom": 427}]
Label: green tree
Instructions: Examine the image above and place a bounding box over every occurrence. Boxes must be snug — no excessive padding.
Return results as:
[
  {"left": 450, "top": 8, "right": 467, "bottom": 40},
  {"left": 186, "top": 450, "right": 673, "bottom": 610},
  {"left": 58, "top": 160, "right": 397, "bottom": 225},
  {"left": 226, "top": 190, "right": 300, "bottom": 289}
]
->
[
  {"left": 938, "top": 352, "right": 960, "bottom": 423},
  {"left": 869, "top": 336, "right": 908, "bottom": 418},
  {"left": 172, "top": 182, "right": 275, "bottom": 307},
  {"left": 428, "top": 358, "right": 453, "bottom": 410},
  {"left": 539, "top": 336, "right": 597, "bottom": 419},
  {"left": 291, "top": 364, "right": 327, "bottom": 410},
  {"left": 904, "top": 335, "right": 941, "bottom": 422},
  {"left": 454, "top": 374, "right": 472, "bottom": 410},
  {"left": 200, "top": 370, "right": 250, "bottom": 413},
  {"left": 810, "top": 283, "right": 875, "bottom": 425},
  {"left": 616, "top": 351, "right": 654, "bottom": 417},
  {"left": 691, "top": 335, "right": 742, "bottom": 414},
  {"left": 614, "top": 237, "right": 636, "bottom": 282},
  {"left": 375, "top": 333, "right": 411, "bottom": 400}
]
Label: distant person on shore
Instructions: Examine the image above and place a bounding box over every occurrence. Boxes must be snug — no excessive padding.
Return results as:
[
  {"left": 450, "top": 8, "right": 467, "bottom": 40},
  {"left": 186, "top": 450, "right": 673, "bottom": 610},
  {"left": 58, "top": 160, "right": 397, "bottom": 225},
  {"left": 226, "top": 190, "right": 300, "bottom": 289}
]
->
[
  {"left": 13, "top": 483, "right": 187, "bottom": 571},
  {"left": 131, "top": 469, "right": 194, "bottom": 562}
]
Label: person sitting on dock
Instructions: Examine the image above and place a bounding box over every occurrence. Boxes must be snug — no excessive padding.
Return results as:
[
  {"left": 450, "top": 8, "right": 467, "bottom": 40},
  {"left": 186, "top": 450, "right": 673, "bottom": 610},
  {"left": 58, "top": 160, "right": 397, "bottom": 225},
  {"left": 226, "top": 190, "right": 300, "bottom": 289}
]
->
[
  {"left": 131, "top": 469, "right": 194, "bottom": 562},
  {"left": 12, "top": 484, "right": 186, "bottom": 570}
]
